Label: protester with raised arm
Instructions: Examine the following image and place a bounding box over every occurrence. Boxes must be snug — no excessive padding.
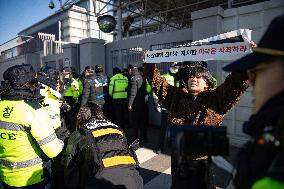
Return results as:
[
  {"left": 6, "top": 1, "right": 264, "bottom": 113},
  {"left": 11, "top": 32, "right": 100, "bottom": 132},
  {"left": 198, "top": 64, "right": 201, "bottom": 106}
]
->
[{"left": 144, "top": 52, "right": 250, "bottom": 188}]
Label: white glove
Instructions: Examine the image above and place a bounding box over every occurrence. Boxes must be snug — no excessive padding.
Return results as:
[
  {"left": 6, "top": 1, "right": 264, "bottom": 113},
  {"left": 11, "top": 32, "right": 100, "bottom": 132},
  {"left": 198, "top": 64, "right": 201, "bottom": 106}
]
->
[
  {"left": 155, "top": 106, "right": 162, "bottom": 113},
  {"left": 145, "top": 95, "right": 149, "bottom": 103}
]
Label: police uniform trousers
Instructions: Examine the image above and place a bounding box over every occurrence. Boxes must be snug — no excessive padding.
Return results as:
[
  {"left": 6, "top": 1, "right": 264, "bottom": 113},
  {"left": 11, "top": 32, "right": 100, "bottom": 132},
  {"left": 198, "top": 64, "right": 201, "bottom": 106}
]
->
[
  {"left": 112, "top": 99, "right": 128, "bottom": 129},
  {"left": 157, "top": 109, "right": 168, "bottom": 151}
]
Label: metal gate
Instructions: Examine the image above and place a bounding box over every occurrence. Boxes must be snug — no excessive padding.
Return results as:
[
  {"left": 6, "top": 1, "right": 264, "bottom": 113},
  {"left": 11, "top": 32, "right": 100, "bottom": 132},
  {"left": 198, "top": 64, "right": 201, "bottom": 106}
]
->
[{"left": 105, "top": 27, "right": 193, "bottom": 76}]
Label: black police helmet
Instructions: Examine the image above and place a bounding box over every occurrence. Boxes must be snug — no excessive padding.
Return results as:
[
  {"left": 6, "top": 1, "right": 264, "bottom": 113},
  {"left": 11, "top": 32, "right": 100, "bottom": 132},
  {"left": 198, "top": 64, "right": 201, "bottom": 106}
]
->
[
  {"left": 84, "top": 66, "right": 94, "bottom": 71},
  {"left": 128, "top": 64, "right": 134, "bottom": 69},
  {"left": 113, "top": 67, "right": 121, "bottom": 75},
  {"left": 3, "top": 64, "right": 36, "bottom": 86},
  {"left": 95, "top": 65, "right": 103, "bottom": 73},
  {"left": 40, "top": 66, "right": 59, "bottom": 80},
  {"left": 62, "top": 67, "right": 72, "bottom": 73}
]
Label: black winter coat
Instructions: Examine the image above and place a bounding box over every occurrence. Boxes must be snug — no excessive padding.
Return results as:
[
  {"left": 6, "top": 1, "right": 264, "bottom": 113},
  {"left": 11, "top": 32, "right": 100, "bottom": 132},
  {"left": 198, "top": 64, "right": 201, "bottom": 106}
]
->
[
  {"left": 65, "top": 119, "right": 143, "bottom": 189},
  {"left": 234, "top": 91, "right": 284, "bottom": 189},
  {"left": 81, "top": 75, "right": 106, "bottom": 106},
  {"left": 128, "top": 71, "right": 145, "bottom": 111}
]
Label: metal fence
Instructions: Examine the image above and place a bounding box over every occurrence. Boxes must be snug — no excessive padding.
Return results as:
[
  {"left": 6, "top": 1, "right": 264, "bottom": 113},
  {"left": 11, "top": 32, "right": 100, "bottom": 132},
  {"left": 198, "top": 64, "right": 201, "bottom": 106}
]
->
[{"left": 150, "top": 40, "right": 192, "bottom": 73}]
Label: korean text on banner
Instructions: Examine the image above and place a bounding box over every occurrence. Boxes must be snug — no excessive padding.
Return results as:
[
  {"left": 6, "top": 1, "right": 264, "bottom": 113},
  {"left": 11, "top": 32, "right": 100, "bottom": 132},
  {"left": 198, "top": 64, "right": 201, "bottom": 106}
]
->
[{"left": 144, "top": 29, "right": 252, "bottom": 63}]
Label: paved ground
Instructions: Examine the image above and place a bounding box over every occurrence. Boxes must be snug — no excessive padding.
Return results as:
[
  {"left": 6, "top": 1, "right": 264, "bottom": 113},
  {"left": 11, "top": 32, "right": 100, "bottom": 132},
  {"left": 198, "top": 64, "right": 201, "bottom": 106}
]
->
[{"left": 134, "top": 126, "right": 240, "bottom": 189}]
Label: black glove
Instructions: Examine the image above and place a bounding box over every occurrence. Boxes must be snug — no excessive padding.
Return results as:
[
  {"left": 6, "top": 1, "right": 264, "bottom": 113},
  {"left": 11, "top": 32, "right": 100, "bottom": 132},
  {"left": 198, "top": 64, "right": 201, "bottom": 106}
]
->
[{"left": 61, "top": 103, "right": 71, "bottom": 113}]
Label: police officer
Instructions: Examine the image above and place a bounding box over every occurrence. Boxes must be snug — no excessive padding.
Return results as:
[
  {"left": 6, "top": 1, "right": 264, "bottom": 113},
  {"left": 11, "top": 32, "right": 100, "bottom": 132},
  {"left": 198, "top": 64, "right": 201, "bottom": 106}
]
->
[
  {"left": 62, "top": 67, "right": 81, "bottom": 102},
  {"left": 64, "top": 104, "right": 143, "bottom": 189},
  {"left": 94, "top": 65, "right": 108, "bottom": 90},
  {"left": 127, "top": 65, "right": 147, "bottom": 142},
  {"left": 95, "top": 65, "right": 109, "bottom": 113},
  {"left": 109, "top": 67, "right": 129, "bottom": 129},
  {"left": 61, "top": 67, "right": 81, "bottom": 132},
  {"left": 0, "top": 64, "right": 64, "bottom": 188},
  {"left": 72, "top": 67, "right": 84, "bottom": 104},
  {"left": 80, "top": 66, "right": 103, "bottom": 109},
  {"left": 38, "top": 67, "right": 71, "bottom": 189},
  {"left": 38, "top": 67, "right": 62, "bottom": 130},
  {"left": 223, "top": 14, "right": 284, "bottom": 189},
  {"left": 138, "top": 66, "right": 151, "bottom": 137}
]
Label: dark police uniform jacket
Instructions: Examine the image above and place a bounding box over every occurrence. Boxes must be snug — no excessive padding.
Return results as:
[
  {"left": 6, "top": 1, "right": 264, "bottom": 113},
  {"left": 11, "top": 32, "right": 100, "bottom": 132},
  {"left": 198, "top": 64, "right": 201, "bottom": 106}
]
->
[
  {"left": 81, "top": 74, "right": 108, "bottom": 106},
  {"left": 64, "top": 118, "right": 143, "bottom": 189},
  {"left": 128, "top": 71, "right": 145, "bottom": 112},
  {"left": 234, "top": 91, "right": 284, "bottom": 189}
]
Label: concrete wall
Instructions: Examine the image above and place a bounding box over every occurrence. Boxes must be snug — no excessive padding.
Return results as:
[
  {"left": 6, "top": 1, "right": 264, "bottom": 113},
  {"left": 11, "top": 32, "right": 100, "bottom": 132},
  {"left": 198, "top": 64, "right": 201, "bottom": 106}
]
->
[
  {"left": 42, "top": 53, "right": 64, "bottom": 70},
  {"left": 62, "top": 43, "right": 79, "bottom": 71},
  {"left": 190, "top": 0, "right": 284, "bottom": 146},
  {"left": 79, "top": 38, "right": 106, "bottom": 74}
]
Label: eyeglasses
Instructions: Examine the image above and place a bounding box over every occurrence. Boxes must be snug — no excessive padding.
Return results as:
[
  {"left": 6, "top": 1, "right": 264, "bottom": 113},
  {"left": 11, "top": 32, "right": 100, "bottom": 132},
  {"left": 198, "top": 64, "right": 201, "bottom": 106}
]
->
[
  {"left": 246, "top": 67, "right": 265, "bottom": 83},
  {"left": 246, "top": 61, "right": 278, "bottom": 83}
]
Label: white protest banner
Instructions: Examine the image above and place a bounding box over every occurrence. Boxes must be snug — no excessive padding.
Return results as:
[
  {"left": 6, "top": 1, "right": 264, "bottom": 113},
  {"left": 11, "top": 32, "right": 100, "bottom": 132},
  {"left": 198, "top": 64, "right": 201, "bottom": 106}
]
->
[{"left": 144, "top": 29, "right": 252, "bottom": 63}]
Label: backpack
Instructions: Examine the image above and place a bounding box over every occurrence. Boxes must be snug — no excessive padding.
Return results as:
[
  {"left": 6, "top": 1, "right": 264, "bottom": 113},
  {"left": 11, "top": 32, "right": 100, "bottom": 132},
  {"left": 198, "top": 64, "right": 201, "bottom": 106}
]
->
[{"left": 62, "top": 131, "right": 94, "bottom": 189}]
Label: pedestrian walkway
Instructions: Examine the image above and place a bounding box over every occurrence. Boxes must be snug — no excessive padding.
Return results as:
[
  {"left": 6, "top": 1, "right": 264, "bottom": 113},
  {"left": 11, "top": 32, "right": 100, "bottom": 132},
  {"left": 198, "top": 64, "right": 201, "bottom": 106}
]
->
[
  {"left": 134, "top": 126, "right": 240, "bottom": 189},
  {"left": 136, "top": 147, "right": 171, "bottom": 189},
  {"left": 135, "top": 145, "right": 238, "bottom": 189}
]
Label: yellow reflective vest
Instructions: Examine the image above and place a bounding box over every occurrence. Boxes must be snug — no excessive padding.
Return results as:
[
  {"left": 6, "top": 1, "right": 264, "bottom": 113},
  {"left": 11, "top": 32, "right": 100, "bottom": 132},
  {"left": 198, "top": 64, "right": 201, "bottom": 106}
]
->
[
  {"left": 0, "top": 100, "right": 64, "bottom": 187},
  {"left": 64, "top": 78, "right": 80, "bottom": 99},
  {"left": 109, "top": 73, "right": 128, "bottom": 99},
  {"left": 146, "top": 79, "right": 151, "bottom": 94},
  {"left": 40, "top": 84, "right": 62, "bottom": 129},
  {"left": 77, "top": 78, "right": 84, "bottom": 98}
]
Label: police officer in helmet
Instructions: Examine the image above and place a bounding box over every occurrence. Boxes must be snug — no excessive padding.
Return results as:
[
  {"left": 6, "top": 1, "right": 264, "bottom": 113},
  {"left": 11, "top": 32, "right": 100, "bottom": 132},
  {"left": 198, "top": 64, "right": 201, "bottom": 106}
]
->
[
  {"left": 63, "top": 104, "right": 143, "bottom": 189},
  {"left": 81, "top": 66, "right": 102, "bottom": 108},
  {"left": 0, "top": 64, "right": 64, "bottom": 188}
]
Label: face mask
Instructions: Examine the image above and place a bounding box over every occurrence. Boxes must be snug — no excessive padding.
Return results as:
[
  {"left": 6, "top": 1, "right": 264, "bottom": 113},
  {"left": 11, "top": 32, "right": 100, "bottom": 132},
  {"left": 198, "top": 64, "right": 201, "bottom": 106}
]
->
[{"left": 169, "top": 67, "right": 178, "bottom": 74}]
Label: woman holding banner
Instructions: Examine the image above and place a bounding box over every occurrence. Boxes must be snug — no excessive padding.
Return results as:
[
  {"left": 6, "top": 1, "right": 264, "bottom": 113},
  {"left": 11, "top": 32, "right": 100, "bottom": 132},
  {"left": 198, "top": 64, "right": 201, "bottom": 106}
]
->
[{"left": 143, "top": 58, "right": 251, "bottom": 188}]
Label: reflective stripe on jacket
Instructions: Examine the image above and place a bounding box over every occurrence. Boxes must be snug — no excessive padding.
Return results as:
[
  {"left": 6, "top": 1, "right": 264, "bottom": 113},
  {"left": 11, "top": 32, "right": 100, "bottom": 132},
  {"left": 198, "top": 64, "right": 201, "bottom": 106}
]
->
[
  {"left": 109, "top": 73, "right": 128, "bottom": 99},
  {"left": 0, "top": 100, "right": 64, "bottom": 187},
  {"left": 83, "top": 119, "right": 137, "bottom": 168},
  {"left": 91, "top": 124, "right": 136, "bottom": 168}
]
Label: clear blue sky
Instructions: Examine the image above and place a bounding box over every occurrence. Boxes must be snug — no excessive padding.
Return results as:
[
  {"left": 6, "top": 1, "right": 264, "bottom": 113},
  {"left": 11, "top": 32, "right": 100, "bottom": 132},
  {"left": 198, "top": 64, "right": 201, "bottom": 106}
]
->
[{"left": 0, "top": 0, "right": 62, "bottom": 45}]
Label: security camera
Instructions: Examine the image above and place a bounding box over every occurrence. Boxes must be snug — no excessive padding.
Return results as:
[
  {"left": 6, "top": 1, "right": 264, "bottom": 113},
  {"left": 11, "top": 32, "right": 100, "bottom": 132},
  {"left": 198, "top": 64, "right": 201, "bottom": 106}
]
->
[{"left": 97, "top": 15, "right": 116, "bottom": 33}]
